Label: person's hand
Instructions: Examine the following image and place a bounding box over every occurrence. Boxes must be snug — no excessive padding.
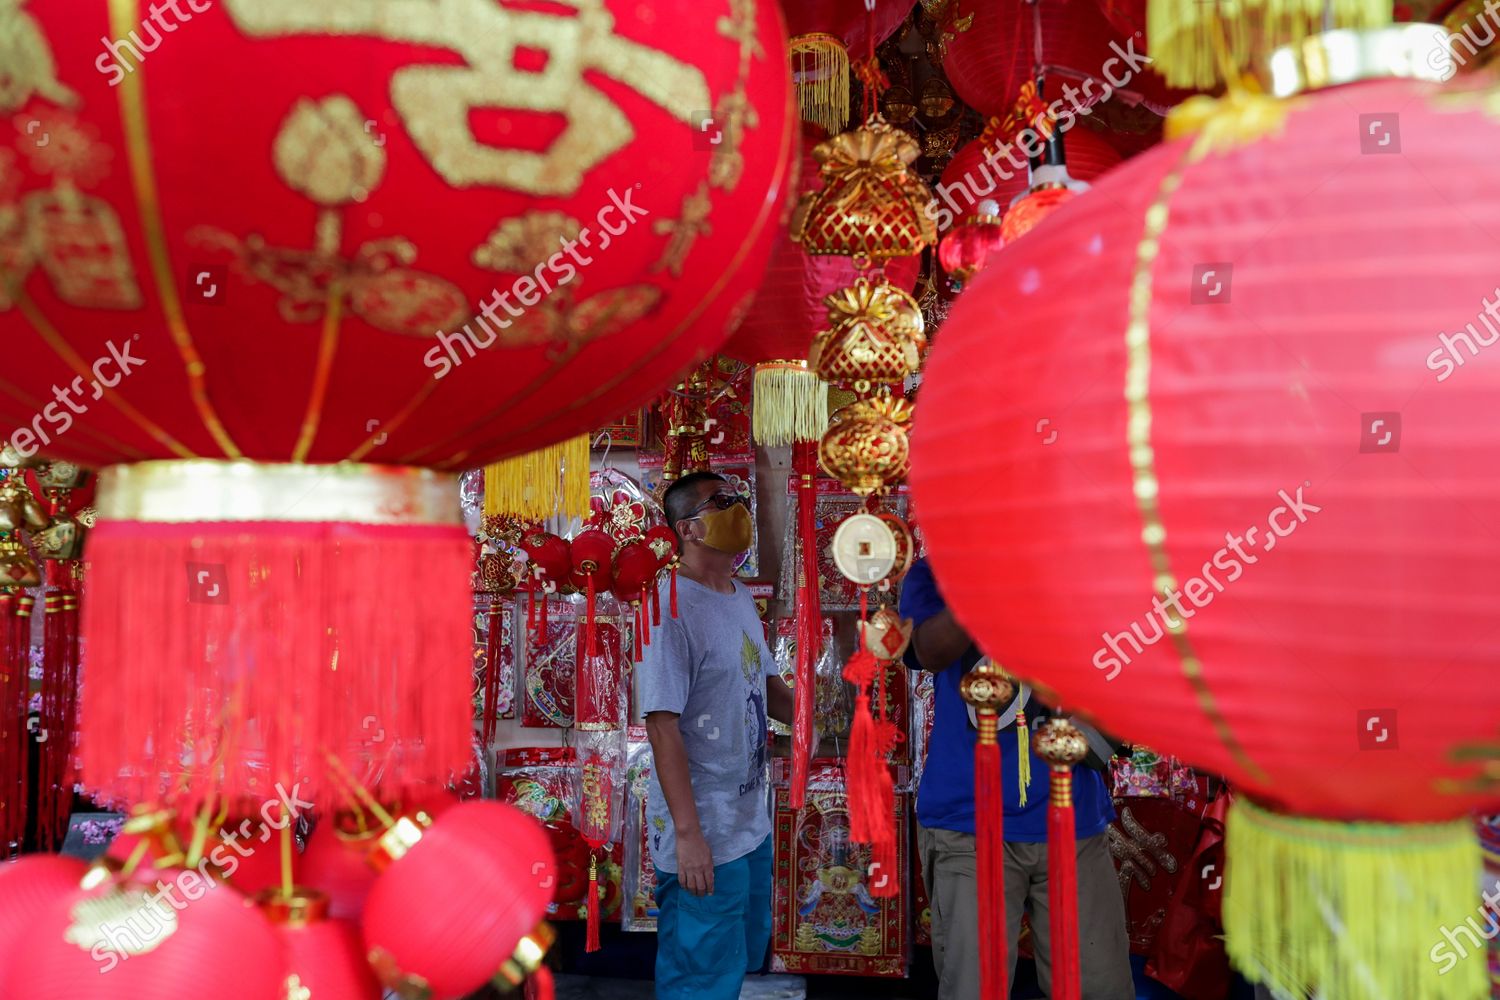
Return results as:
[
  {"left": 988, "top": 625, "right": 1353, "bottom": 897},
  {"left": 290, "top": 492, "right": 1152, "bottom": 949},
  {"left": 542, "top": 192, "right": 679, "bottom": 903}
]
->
[{"left": 677, "top": 828, "right": 715, "bottom": 897}]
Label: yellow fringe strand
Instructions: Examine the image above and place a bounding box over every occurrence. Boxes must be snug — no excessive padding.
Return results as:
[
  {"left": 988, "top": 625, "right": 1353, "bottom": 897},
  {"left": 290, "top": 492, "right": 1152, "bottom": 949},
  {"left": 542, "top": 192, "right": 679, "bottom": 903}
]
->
[
  {"left": 1224, "top": 798, "right": 1488, "bottom": 1000},
  {"left": 1147, "top": 0, "right": 1389, "bottom": 90},
  {"left": 1016, "top": 710, "right": 1031, "bottom": 807},
  {"left": 789, "top": 33, "right": 851, "bottom": 137},
  {"left": 753, "top": 361, "right": 829, "bottom": 447},
  {"left": 483, "top": 434, "right": 591, "bottom": 521}
]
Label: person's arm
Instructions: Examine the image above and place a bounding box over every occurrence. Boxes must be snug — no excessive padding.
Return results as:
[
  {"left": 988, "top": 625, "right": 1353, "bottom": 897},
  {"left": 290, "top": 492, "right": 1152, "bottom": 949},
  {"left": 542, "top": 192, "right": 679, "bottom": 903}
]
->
[
  {"left": 912, "top": 607, "right": 974, "bottom": 673},
  {"left": 644, "top": 711, "right": 715, "bottom": 896},
  {"left": 766, "top": 674, "right": 794, "bottom": 725}
]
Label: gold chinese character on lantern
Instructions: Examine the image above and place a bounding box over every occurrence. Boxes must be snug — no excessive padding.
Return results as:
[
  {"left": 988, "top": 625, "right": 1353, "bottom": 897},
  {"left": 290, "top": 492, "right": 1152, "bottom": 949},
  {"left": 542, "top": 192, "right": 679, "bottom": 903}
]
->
[{"left": 224, "top": 0, "right": 712, "bottom": 197}]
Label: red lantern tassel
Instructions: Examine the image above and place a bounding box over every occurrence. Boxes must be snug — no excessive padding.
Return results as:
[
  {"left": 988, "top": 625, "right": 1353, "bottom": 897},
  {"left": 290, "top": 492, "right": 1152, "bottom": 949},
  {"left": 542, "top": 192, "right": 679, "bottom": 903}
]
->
[
  {"left": 789, "top": 442, "right": 822, "bottom": 810},
  {"left": 975, "top": 718, "right": 1008, "bottom": 1000},
  {"left": 632, "top": 602, "right": 643, "bottom": 663},
  {"left": 525, "top": 966, "right": 555, "bottom": 1000},
  {"left": 640, "top": 595, "right": 651, "bottom": 648},
  {"left": 585, "top": 852, "right": 602, "bottom": 953},
  {"left": 669, "top": 566, "right": 678, "bottom": 618},
  {"left": 1047, "top": 765, "right": 1081, "bottom": 1000},
  {"left": 841, "top": 646, "right": 895, "bottom": 863},
  {"left": 650, "top": 580, "right": 661, "bottom": 628},
  {"left": 585, "top": 575, "right": 598, "bottom": 660},
  {"left": 0, "top": 591, "right": 26, "bottom": 850}
]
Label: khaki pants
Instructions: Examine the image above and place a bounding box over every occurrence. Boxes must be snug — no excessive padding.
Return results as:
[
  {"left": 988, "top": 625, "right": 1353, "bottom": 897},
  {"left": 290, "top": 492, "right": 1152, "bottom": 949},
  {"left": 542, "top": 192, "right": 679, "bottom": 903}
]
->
[{"left": 918, "top": 825, "right": 1133, "bottom": 1000}]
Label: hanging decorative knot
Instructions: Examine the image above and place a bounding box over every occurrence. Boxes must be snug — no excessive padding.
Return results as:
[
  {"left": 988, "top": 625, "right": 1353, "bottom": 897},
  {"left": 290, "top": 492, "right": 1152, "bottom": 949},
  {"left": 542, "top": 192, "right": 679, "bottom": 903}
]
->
[
  {"left": 810, "top": 277, "right": 927, "bottom": 394},
  {"left": 979, "top": 80, "right": 1051, "bottom": 149},
  {"left": 792, "top": 116, "right": 938, "bottom": 259}
]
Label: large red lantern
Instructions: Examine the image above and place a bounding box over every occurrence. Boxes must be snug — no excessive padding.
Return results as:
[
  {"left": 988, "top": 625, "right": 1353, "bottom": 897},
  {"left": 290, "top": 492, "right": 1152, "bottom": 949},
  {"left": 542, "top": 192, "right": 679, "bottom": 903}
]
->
[
  {"left": 259, "top": 890, "right": 382, "bottom": 1000},
  {"left": 942, "top": 0, "right": 1120, "bottom": 116},
  {"left": 0, "top": 854, "right": 86, "bottom": 980},
  {"left": 912, "top": 62, "right": 1500, "bottom": 999},
  {"left": 1, "top": 1, "right": 792, "bottom": 811},
  {"left": 6, "top": 864, "right": 286, "bottom": 999}
]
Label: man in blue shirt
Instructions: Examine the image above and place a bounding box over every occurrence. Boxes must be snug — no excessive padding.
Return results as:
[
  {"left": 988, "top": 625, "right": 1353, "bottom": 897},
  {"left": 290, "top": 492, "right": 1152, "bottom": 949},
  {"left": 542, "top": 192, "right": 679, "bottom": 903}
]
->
[{"left": 901, "top": 557, "right": 1132, "bottom": 1000}]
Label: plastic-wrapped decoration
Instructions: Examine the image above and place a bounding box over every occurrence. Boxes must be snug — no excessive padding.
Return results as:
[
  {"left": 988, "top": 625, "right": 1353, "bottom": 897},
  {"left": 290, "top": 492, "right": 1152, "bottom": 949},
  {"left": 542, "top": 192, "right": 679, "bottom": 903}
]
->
[{"left": 620, "top": 728, "right": 659, "bottom": 933}]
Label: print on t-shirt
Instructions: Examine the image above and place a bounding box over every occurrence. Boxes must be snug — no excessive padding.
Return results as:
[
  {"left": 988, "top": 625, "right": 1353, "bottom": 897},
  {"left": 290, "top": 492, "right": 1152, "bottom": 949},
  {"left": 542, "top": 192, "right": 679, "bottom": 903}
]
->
[{"left": 740, "top": 630, "right": 767, "bottom": 797}]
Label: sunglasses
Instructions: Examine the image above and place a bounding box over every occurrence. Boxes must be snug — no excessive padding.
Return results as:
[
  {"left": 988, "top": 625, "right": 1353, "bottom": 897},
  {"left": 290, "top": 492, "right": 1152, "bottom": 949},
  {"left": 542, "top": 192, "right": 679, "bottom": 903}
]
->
[{"left": 688, "top": 492, "right": 750, "bottom": 516}]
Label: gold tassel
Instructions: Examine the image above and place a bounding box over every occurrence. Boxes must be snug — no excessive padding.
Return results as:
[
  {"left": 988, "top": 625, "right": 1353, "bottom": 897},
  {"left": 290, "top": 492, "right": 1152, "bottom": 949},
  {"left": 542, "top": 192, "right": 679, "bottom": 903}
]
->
[
  {"left": 753, "top": 361, "right": 830, "bottom": 447},
  {"left": 1223, "top": 798, "right": 1488, "bottom": 1000},
  {"left": 1147, "top": 0, "right": 1390, "bottom": 90},
  {"left": 483, "top": 434, "right": 592, "bottom": 521},
  {"left": 789, "top": 33, "right": 851, "bottom": 136},
  {"left": 1015, "top": 708, "right": 1031, "bottom": 807}
]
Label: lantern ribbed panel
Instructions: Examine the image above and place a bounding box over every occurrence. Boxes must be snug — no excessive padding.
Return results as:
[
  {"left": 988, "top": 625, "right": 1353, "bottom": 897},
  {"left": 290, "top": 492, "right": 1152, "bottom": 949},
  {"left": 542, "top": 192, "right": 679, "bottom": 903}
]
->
[{"left": 942, "top": 0, "right": 1120, "bottom": 116}]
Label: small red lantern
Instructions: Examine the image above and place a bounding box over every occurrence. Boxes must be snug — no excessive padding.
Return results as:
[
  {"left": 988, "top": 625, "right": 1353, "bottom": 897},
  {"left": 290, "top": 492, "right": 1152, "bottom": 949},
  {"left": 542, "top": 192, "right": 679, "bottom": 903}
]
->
[
  {"left": 521, "top": 529, "right": 572, "bottom": 633},
  {"left": 644, "top": 524, "right": 681, "bottom": 619},
  {"left": 259, "top": 889, "right": 381, "bottom": 1000},
  {"left": 0, "top": 854, "right": 86, "bottom": 980},
  {"left": 938, "top": 210, "right": 1007, "bottom": 282},
  {"left": 1001, "top": 185, "right": 1079, "bottom": 242},
  {"left": 299, "top": 820, "right": 382, "bottom": 923},
  {"left": 570, "top": 528, "right": 617, "bottom": 660},
  {"left": 363, "top": 801, "right": 556, "bottom": 1000},
  {"left": 7, "top": 864, "right": 285, "bottom": 999},
  {"left": 612, "top": 539, "right": 663, "bottom": 661}
]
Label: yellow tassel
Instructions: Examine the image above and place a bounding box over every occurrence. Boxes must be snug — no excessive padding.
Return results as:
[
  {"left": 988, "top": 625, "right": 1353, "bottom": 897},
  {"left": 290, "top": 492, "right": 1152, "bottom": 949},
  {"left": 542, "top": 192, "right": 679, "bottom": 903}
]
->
[
  {"left": 1223, "top": 798, "right": 1489, "bottom": 1000},
  {"left": 1016, "top": 709, "right": 1031, "bottom": 807},
  {"left": 1147, "top": 0, "right": 1389, "bottom": 90},
  {"left": 482, "top": 434, "right": 592, "bottom": 520},
  {"left": 789, "top": 33, "right": 851, "bottom": 136},
  {"left": 752, "top": 361, "right": 829, "bottom": 447}
]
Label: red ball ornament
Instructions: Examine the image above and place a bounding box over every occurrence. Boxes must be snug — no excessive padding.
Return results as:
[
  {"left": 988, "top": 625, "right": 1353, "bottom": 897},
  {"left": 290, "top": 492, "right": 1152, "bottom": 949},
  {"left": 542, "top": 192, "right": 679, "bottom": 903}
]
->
[
  {"left": 362, "top": 801, "right": 556, "bottom": 1000},
  {"left": 259, "top": 890, "right": 382, "bottom": 1000},
  {"left": 522, "top": 531, "right": 573, "bottom": 593},
  {"left": 938, "top": 213, "right": 1007, "bottom": 282},
  {"left": 6, "top": 864, "right": 285, "bottom": 999},
  {"left": 1001, "top": 186, "right": 1079, "bottom": 242},
  {"left": 0, "top": 854, "right": 86, "bottom": 981},
  {"left": 911, "top": 70, "right": 1500, "bottom": 997},
  {"left": 7, "top": 0, "right": 794, "bottom": 812}
]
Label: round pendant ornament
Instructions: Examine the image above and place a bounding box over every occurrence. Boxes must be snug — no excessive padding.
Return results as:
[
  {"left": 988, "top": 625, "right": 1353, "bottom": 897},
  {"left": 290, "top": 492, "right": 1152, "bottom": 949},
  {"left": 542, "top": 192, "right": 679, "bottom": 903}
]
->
[{"left": 829, "top": 511, "right": 913, "bottom": 585}]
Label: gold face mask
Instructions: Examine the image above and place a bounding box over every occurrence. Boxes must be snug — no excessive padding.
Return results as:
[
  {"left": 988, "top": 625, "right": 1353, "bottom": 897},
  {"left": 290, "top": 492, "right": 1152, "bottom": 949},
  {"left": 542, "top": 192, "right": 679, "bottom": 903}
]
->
[{"left": 694, "top": 502, "right": 753, "bottom": 554}]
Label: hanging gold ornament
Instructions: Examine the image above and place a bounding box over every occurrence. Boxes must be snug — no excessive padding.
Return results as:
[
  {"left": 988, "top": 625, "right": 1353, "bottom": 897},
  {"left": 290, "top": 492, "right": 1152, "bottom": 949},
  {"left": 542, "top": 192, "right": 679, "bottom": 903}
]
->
[
  {"left": 818, "top": 395, "right": 914, "bottom": 495},
  {"left": 809, "top": 278, "right": 926, "bottom": 395},
  {"left": 791, "top": 116, "right": 938, "bottom": 260}
]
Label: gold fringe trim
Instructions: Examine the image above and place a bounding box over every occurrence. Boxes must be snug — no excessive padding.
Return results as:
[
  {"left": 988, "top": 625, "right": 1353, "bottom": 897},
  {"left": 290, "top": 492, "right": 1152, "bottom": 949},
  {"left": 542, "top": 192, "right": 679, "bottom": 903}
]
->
[
  {"left": 753, "top": 361, "right": 829, "bottom": 447},
  {"left": 1147, "top": 0, "right": 1390, "bottom": 90},
  {"left": 789, "top": 33, "right": 851, "bottom": 137},
  {"left": 483, "top": 434, "right": 591, "bottom": 521},
  {"left": 1224, "top": 798, "right": 1489, "bottom": 1000}
]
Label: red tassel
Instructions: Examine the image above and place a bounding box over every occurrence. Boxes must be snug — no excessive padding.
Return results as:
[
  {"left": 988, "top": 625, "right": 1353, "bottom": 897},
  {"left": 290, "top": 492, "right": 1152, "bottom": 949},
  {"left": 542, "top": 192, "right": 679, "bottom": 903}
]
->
[
  {"left": 633, "top": 602, "right": 643, "bottom": 663},
  {"left": 78, "top": 520, "right": 474, "bottom": 812},
  {"left": 976, "top": 732, "right": 1008, "bottom": 999},
  {"left": 528, "top": 576, "right": 539, "bottom": 633},
  {"left": 640, "top": 595, "right": 651, "bottom": 648},
  {"left": 842, "top": 646, "right": 895, "bottom": 869},
  {"left": 483, "top": 600, "right": 503, "bottom": 746},
  {"left": 525, "top": 965, "right": 555, "bottom": 1000},
  {"left": 1, "top": 591, "right": 28, "bottom": 850},
  {"left": 1048, "top": 766, "right": 1082, "bottom": 1000},
  {"left": 789, "top": 442, "right": 822, "bottom": 810},
  {"left": 669, "top": 567, "right": 678, "bottom": 617},
  {"left": 585, "top": 575, "right": 598, "bottom": 660},
  {"left": 585, "top": 853, "right": 602, "bottom": 952},
  {"left": 650, "top": 580, "right": 661, "bottom": 628}
]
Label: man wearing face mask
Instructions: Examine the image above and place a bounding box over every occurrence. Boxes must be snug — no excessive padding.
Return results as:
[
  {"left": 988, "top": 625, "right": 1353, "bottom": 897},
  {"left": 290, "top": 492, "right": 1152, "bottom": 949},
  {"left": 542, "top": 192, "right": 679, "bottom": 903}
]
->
[{"left": 641, "top": 471, "right": 795, "bottom": 1000}]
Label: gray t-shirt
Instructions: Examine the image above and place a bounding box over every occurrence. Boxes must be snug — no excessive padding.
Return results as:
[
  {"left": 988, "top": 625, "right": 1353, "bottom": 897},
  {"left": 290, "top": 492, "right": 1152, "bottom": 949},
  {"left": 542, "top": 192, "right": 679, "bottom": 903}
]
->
[{"left": 639, "top": 576, "right": 774, "bottom": 873}]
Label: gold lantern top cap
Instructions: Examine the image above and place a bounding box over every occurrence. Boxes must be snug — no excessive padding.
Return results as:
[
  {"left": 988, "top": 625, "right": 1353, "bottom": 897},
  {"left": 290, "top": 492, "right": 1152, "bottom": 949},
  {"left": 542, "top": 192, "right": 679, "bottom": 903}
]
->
[
  {"left": 959, "top": 658, "right": 1014, "bottom": 713},
  {"left": 1262, "top": 25, "right": 1454, "bottom": 98}
]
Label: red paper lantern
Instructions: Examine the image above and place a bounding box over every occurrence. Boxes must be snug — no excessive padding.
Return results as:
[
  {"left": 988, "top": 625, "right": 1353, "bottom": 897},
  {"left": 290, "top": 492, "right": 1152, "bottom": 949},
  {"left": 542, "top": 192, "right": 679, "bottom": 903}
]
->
[
  {"left": 299, "top": 822, "right": 382, "bottom": 923},
  {"left": 259, "top": 890, "right": 382, "bottom": 1000},
  {"left": 783, "top": 0, "right": 916, "bottom": 56},
  {"left": 911, "top": 72, "right": 1500, "bottom": 996},
  {"left": 6, "top": 864, "right": 285, "bottom": 999},
  {"left": 1001, "top": 186, "right": 1079, "bottom": 242},
  {"left": 942, "top": 0, "right": 1120, "bottom": 116},
  {"left": 363, "top": 801, "right": 555, "bottom": 1000},
  {"left": 5, "top": 0, "right": 793, "bottom": 812},
  {"left": 0, "top": 854, "right": 86, "bottom": 980},
  {"left": 938, "top": 214, "right": 1006, "bottom": 282}
]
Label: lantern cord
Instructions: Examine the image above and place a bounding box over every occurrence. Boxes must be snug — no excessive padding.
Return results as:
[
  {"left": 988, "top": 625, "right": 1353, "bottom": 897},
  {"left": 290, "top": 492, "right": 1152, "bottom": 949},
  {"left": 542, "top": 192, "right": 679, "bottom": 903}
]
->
[{"left": 321, "top": 750, "right": 396, "bottom": 829}]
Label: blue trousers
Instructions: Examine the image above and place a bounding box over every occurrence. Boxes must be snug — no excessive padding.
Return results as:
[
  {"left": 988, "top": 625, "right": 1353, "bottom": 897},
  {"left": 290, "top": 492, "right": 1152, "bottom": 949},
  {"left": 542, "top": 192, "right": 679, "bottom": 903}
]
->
[{"left": 654, "top": 836, "right": 773, "bottom": 1000}]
